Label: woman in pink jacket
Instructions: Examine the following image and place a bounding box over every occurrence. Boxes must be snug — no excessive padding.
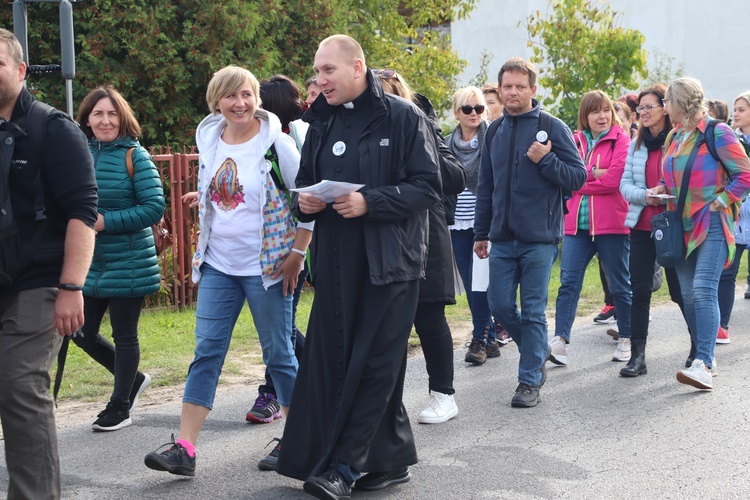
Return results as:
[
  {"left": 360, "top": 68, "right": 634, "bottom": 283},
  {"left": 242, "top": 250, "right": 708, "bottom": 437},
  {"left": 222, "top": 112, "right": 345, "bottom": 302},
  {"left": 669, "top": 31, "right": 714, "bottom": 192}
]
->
[{"left": 548, "top": 90, "right": 632, "bottom": 366}]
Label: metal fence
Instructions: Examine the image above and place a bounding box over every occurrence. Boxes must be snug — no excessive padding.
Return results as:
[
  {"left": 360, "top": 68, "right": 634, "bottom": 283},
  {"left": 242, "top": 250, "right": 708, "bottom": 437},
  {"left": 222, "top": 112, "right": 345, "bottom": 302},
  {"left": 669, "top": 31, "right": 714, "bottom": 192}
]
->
[{"left": 144, "top": 146, "right": 200, "bottom": 310}]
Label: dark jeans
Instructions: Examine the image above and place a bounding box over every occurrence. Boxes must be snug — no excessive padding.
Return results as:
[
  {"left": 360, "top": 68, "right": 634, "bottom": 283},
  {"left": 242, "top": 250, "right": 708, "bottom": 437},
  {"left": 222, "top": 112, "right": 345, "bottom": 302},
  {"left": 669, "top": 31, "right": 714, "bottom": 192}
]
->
[
  {"left": 74, "top": 295, "right": 145, "bottom": 409},
  {"left": 629, "top": 229, "right": 692, "bottom": 343},
  {"left": 414, "top": 302, "right": 454, "bottom": 395},
  {"left": 450, "top": 228, "right": 494, "bottom": 342},
  {"left": 0, "top": 288, "right": 62, "bottom": 500},
  {"left": 259, "top": 267, "right": 307, "bottom": 395},
  {"left": 600, "top": 260, "right": 613, "bottom": 306},
  {"left": 718, "top": 243, "right": 747, "bottom": 328}
]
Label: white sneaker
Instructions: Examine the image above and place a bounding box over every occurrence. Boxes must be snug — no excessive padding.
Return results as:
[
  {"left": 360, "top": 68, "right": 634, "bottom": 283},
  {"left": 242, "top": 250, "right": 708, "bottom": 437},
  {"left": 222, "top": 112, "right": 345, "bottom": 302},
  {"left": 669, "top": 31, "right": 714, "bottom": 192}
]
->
[
  {"left": 676, "top": 359, "right": 713, "bottom": 390},
  {"left": 548, "top": 336, "right": 568, "bottom": 366},
  {"left": 612, "top": 338, "right": 631, "bottom": 362},
  {"left": 418, "top": 391, "right": 458, "bottom": 424}
]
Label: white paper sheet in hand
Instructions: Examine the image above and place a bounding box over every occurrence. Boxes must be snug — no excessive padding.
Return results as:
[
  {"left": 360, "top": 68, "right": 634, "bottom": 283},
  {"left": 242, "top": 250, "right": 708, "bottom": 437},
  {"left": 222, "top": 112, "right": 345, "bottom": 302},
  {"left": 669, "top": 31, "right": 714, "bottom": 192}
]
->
[
  {"left": 290, "top": 180, "right": 365, "bottom": 203},
  {"left": 472, "top": 241, "right": 490, "bottom": 292}
]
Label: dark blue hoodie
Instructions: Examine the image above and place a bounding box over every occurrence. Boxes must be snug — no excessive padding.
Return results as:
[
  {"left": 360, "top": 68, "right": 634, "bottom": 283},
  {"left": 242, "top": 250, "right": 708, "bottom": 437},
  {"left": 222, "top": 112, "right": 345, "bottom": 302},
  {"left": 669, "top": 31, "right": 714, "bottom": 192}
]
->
[{"left": 474, "top": 99, "right": 586, "bottom": 244}]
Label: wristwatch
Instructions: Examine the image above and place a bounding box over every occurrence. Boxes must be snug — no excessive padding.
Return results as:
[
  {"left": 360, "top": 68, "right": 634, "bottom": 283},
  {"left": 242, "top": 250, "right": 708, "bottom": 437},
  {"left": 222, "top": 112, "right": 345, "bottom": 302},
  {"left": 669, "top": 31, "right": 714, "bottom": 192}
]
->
[{"left": 59, "top": 283, "right": 83, "bottom": 291}]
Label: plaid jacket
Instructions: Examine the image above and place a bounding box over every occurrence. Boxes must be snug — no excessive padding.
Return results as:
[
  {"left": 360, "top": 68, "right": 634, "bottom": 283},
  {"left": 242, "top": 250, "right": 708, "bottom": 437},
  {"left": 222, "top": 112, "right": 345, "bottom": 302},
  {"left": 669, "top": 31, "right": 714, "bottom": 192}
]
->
[{"left": 662, "top": 117, "right": 750, "bottom": 265}]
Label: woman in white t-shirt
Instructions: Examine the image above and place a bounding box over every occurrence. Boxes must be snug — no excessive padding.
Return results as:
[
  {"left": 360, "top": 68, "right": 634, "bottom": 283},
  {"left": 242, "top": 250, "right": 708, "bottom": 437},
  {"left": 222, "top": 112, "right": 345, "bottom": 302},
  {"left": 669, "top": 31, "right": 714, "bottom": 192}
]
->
[{"left": 144, "top": 65, "right": 312, "bottom": 477}]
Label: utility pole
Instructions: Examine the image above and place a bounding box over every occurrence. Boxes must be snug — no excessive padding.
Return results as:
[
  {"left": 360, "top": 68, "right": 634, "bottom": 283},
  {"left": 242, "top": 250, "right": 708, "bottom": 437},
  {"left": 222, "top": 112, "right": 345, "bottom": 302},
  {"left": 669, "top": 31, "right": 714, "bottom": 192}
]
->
[{"left": 12, "top": 0, "right": 85, "bottom": 117}]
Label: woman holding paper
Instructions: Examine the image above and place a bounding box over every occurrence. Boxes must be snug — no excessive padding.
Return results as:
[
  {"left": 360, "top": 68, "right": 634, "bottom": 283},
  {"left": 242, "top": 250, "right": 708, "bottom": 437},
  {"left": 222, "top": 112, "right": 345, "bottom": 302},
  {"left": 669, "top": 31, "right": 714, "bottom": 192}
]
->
[{"left": 445, "top": 86, "right": 502, "bottom": 366}]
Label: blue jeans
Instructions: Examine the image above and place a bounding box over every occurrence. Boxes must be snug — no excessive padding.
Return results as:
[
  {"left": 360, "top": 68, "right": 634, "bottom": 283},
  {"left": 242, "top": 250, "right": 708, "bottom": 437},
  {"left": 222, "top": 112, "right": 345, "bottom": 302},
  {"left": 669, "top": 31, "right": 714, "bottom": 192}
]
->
[
  {"left": 487, "top": 241, "right": 558, "bottom": 387},
  {"left": 184, "top": 264, "right": 297, "bottom": 408},
  {"left": 555, "top": 233, "right": 632, "bottom": 342},
  {"left": 675, "top": 212, "right": 727, "bottom": 368},
  {"left": 718, "top": 244, "right": 746, "bottom": 328},
  {"left": 451, "top": 228, "right": 494, "bottom": 342}
]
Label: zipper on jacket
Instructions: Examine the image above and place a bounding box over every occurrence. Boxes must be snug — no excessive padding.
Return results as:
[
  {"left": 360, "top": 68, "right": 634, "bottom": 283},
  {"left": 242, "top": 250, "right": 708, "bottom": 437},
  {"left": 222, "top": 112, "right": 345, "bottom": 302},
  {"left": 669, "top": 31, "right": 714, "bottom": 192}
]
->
[{"left": 504, "top": 116, "right": 517, "bottom": 235}]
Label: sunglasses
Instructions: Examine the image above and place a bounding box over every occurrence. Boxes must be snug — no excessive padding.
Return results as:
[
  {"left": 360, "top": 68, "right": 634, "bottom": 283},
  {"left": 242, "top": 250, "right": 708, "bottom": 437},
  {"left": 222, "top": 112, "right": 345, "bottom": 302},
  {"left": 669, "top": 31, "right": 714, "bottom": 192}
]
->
[
  {"left": 461, "top": 105, "right": 485, "bottom": 115},
  {"left": 372, "top": 69, "right": 397, "bottom": 78}
]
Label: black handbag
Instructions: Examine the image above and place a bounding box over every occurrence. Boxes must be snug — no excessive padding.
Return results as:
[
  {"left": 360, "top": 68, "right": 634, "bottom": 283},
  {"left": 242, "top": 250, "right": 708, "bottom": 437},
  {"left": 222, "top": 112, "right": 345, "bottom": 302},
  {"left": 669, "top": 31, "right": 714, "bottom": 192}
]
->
[{"left": 651, "top": 129, "right": 704, "bottom": 267}]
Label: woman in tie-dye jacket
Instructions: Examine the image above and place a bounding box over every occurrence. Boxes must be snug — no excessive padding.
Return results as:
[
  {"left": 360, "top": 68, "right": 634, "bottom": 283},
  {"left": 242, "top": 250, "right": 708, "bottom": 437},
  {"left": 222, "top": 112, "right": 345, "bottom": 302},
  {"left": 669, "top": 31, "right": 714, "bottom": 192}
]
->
[{"left": 650, "top": 78, "right": 750, "bottom": 391}]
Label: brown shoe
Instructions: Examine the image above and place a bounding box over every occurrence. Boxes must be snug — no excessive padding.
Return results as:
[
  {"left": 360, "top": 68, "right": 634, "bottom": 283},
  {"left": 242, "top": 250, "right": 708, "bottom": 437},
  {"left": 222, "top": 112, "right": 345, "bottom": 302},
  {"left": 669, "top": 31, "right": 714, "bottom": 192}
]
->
[
  {"left": 485, "top": 340, "right": 501, "bottom": 359},
  {"left": 465, "top": 340, "right": 486, "bottom": 365},
  {"left": 606, "top": 328, "right": 619, "bottom": 341}
]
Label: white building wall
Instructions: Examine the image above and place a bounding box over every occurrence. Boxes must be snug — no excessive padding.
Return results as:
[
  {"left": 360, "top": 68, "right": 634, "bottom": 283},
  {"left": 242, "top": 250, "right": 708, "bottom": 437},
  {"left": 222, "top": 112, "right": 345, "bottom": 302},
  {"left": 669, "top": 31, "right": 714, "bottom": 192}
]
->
[{"left": 451, "top": 0, "right": 749, "bottom": 105}]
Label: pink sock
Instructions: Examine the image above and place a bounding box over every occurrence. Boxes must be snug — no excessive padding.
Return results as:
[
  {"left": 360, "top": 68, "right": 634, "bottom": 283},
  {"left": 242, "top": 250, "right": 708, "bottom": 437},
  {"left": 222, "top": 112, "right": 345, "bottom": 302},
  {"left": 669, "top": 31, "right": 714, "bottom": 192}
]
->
[{"left": 176, "top": 438, "right": 196, "bottom": 457}]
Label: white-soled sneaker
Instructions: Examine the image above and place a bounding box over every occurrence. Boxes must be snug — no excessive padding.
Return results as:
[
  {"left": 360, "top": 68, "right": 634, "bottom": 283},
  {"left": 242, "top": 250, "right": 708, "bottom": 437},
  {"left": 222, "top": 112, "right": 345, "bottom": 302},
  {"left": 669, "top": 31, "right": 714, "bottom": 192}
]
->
[
  {"left": 612, "top": 338, "right": 631, "bottom": 362},
  {"left": 548, "top": 336, "right": 569, "bottom": 366},
  {"left": 676, "top": 359, "right": 713, "bottom": 390},
  {"left": 417, "top": 391, "right": 458, "bottom": 424}
]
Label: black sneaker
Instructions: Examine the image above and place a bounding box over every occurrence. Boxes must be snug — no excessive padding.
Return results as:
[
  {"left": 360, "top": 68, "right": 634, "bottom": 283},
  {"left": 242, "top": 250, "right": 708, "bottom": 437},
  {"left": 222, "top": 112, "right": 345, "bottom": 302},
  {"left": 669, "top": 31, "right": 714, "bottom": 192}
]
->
[
  {"left": 246, "top": 392, "right": 283, "bottom": 423},
  {"left": 593, "top": 304, "right": 616, "bottom": 324},
  {"left": 144, "top": 434, "right": 196, "bottom": 476},
  {"left": 485, "top": 340, "right": 501, "bottom": 359},
  {"left": 304, "top": 468, "right": 352, "bottom": 499},
  {"left": 354, "top": 466, "right": 410, "bottom": 491},
  {"left": 129, "top": 372, "right": 151, "bottom": 412},
  {"left": 465, "top": 340, "right": 486, "bottom": 365},
  {"left": 92, "top": 403, "right": 132, "bottom": 431},
  {"left": 258, "top": 438, "right": 281, "bottom": 471},
  {"left": 511, "top": 383, "right": 540, "bottom": 408}
]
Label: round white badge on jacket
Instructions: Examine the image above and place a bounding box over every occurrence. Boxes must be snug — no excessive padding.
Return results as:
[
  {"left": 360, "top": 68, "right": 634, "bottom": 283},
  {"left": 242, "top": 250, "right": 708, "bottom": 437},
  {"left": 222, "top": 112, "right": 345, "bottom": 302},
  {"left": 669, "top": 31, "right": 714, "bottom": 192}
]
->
[{"left": 333, "top": 141, "right": 346, "bottom": 156}]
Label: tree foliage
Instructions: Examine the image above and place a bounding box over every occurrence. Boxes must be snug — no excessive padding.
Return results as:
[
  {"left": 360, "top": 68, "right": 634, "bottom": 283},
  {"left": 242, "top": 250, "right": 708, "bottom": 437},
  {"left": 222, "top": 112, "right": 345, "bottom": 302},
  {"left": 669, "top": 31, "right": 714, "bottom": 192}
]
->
[
  {"left": 1, "top": 0, "right": 474, "bottom": 146},
  {"left": 522, "top": 0, "right": 647, "bottom": 128}
]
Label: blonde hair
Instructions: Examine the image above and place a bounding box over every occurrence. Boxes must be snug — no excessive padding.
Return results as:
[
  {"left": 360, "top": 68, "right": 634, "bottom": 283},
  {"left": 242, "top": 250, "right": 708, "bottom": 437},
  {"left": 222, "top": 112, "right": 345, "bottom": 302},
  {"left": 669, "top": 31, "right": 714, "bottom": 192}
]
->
[
  {"left": 577, "top": 90, "right": 618, "bottom": 131},
  {"left": 452, "top": 86, "right": 489, "bottom": 119},
  {"left": 667, "top": 77, "right": 707, "bottom": 129},
  {"left": 205, "top": 65, "right": 261, "bottom": 115},
  {"left": 734, "top": 91, "right": 750, "bottom": 110},
  {"left": 377, "top": 71, "right": 415, "bottom": 103},
  {"left": 0, "top": 28, "right": 24, "bottom": 66}
]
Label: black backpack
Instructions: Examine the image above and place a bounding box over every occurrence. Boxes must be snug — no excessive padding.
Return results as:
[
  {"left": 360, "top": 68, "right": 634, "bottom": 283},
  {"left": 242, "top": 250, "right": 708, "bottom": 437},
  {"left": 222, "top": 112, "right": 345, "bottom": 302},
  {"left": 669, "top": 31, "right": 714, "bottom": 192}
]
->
[{"left": 0, "top": 100, "right": 54, "bottom": 287}]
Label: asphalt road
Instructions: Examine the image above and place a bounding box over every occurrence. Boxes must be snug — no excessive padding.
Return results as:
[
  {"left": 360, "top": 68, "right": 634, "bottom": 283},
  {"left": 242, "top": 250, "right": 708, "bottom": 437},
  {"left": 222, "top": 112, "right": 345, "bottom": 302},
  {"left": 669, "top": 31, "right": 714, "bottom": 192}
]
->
[{"left": 2, "top": 291, "right": 750, "bottom": 499}]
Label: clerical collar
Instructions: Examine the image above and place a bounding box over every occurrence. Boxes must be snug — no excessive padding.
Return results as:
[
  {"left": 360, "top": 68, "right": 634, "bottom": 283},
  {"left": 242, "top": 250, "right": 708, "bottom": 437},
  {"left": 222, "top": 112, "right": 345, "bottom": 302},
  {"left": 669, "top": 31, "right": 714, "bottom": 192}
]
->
[{"left": 343, "top": 102, "right": 354, "bottom": 109}]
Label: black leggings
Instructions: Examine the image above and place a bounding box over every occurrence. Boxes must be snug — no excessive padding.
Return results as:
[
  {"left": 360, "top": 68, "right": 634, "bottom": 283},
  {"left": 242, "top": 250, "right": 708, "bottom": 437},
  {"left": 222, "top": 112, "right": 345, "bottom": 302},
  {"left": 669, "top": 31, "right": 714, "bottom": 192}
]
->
[
  {"left": 73, "top": 296, "right": 145, "bottom": 408},
  {"left": 414, "top": 302, "right": 454, "bottom": 395}
]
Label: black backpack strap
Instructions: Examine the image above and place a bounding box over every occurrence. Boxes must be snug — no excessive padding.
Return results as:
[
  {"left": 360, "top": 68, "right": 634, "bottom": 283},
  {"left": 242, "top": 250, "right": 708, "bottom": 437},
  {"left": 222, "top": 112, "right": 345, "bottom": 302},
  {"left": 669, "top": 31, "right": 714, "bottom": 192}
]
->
[
  {"left": 26, "top": 101, "right": 53, "bottom": 221},
  {"left": 538, "top": 110, "right": 553, "bottom": 138},
  {"left": 704, "top": 118, "right": 721, "bottom": 165},
  {"left": 484, "top": 116, "right": 503, "bottom": 147}
]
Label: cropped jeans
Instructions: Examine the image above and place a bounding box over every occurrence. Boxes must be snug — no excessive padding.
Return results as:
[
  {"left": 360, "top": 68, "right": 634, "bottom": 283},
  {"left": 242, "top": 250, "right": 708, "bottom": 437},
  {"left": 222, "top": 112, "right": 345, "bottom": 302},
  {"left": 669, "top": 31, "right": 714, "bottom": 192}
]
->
[
  {"left": 487, "top": 241, "right": 558, "bottom": 387},
  {"left": 183, "top": 263, "right": 297, "bottom": 408},
  {"left": 555, "top": 233, "right": 631, "bottom": 342},
  {"left": 674, "top": 212, "right": 727, "bottom": 368}
]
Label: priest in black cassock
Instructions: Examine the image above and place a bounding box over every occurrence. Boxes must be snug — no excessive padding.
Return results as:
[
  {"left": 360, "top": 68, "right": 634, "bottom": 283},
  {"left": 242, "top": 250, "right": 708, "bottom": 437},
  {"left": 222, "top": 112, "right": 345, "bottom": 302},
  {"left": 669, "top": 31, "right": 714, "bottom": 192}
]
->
[{"left": 275, "top": 34, "right": 441, "bottom": 499}]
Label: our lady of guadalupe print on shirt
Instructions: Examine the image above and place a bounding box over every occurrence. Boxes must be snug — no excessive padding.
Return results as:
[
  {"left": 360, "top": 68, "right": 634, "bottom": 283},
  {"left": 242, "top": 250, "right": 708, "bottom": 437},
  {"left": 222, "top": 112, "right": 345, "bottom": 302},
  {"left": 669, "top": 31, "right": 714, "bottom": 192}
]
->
[{"left": 210, "top": 157, "right": 245, "bottom": 211}]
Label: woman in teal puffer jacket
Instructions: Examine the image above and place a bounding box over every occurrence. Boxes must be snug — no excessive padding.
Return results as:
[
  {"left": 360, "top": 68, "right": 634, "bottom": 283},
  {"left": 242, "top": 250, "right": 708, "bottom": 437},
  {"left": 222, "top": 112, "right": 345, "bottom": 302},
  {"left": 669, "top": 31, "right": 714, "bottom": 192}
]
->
[{"left": 73, "top": 86, "right": 165, "bottom": 431}]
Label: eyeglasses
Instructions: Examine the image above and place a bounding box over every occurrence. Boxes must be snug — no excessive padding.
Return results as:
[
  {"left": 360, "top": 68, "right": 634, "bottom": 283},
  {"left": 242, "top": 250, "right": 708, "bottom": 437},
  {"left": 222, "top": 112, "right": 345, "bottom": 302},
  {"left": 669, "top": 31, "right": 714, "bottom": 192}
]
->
[
  {"left": 636, "top": 104, "right": 663, "bottom": 113},
  {"left": 461, "top": 105, "right": 486, "bottom": 115},
  {"left": 372, "top": 69, "right": 397, "bottom": 78}
]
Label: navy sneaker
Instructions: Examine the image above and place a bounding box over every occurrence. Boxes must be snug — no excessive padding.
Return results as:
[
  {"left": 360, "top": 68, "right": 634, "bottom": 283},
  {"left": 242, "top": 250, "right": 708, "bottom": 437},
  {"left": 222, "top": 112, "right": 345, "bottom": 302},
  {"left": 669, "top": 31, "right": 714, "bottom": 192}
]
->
[
  {"left": 144, "top": 434, "right": 196, "bottom": 476},
  {"left": 258, "top": 438, "right": 281, "bottom": 471}
]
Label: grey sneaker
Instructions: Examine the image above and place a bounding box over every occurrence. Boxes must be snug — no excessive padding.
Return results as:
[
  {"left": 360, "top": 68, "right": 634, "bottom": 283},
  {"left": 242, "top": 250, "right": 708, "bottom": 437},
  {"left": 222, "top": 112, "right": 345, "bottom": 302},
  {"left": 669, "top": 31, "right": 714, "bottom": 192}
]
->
[
  {"left": 612, "top": 338, "right": 631, "bottom": 362},
  {"left": 676, "top": 359, "right": 713, "bottom": 390},
  {"left": 548, "top": 336, "right": 568, "bottom": 366}
]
